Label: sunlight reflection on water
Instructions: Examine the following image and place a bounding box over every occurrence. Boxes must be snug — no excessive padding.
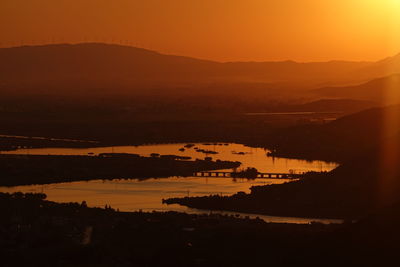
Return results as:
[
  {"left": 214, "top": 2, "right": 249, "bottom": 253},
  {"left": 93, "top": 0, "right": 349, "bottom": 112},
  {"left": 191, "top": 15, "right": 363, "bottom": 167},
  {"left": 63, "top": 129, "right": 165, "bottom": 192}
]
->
[{"left": 0, "top": 143, "right": 340, "bottom": 224}]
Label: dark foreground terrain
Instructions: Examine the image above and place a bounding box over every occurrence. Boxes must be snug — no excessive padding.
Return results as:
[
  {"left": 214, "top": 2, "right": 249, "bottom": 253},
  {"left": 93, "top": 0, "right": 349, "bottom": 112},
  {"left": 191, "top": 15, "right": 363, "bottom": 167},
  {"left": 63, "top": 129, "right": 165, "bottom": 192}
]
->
[
  {"left": 0, "top": 154, "right": 240, "bottom": 186},
  {"left": 1, "top": 192, "right": 399, "bottom": 267}
]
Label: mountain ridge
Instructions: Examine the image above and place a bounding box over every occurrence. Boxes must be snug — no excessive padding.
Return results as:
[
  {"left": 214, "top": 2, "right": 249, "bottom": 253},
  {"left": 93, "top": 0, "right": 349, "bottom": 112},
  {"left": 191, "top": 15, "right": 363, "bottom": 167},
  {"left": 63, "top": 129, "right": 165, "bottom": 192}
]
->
[{"left": 1, "top": 43, "right": 396, "bottom": 97}]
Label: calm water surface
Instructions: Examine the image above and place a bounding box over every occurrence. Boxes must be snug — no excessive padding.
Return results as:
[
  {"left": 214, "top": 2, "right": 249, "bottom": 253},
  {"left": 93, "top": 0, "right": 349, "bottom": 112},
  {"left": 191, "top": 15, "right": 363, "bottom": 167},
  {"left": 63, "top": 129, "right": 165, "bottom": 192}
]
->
[
  {"left": 0, "top": 143, "right": 340, "bottom": 224},
  {"left": 0, "top": 177, "right": 342, "bottom": 224},
  {"left": 2, "top": 143, "right": 337, "bottom": 173}
]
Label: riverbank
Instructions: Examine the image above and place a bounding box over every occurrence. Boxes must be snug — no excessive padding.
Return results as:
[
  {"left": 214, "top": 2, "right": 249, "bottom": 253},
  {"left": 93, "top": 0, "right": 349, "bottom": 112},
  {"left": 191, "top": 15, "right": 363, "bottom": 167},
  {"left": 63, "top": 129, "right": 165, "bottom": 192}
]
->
[
  {"left": 0, "top": 98, "right": 348, "bottom": 163},
  {"left": 0, "top": 154, "right": 240, "bottom": 187},
  {"left": 164, "top": 167, "right": 391, "bottom": 220}
]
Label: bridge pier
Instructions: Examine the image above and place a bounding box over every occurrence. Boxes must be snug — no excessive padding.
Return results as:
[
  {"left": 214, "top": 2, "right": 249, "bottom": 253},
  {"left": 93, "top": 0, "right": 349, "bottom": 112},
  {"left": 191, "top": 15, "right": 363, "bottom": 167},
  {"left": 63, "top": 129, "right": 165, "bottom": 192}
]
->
[{"left": 193, "top": 171, "right": 303, "bottom": 179}]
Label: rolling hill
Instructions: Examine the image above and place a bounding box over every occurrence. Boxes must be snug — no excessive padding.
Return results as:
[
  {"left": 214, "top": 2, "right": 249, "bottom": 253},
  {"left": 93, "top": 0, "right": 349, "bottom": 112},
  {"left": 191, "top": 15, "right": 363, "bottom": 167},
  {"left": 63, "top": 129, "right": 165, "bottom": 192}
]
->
[
  {"left": 267, "top": 105, "right": 400, "bottom": 162},
  {"left": 314, "top": 74, "right": 400, "bottom": 104}
]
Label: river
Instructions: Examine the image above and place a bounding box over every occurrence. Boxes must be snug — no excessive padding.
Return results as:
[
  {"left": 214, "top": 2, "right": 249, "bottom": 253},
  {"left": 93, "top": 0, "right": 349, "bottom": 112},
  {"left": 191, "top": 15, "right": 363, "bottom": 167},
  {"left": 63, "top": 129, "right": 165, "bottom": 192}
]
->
[{"left": 0, "top": 143, "right": 340, "bottom": 224}]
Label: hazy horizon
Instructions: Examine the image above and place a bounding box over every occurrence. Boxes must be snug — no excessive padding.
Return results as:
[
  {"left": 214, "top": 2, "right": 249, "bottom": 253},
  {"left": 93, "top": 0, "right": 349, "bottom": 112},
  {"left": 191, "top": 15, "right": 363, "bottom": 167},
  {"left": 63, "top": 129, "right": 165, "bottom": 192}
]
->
[
  {"left": 2, "top": 42, "right": 399, "bottom": 64},
  {"left": 2, "top": 0, "right": 400, "bottom": 62}
]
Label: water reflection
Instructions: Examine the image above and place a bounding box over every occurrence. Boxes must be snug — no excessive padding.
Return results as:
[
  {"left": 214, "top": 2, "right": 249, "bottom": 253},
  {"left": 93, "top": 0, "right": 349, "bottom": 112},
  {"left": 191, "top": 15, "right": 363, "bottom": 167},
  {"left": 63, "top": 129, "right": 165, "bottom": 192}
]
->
[
  {"left": 0, "top": 143, "right": 340, "bottom": 224},
  {"left": 0, "top": 177, "right": 342, "bottom": 224},
  {"left": 2, "top": 143, "right": 338, "bottom": 173}
]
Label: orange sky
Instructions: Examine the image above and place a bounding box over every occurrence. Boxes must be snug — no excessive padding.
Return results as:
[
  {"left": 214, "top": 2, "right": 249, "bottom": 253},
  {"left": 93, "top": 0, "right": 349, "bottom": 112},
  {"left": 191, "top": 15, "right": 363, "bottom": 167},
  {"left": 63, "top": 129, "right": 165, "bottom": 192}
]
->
[{"left": 1, "top": 0, "right": 399, "bottom": 62}]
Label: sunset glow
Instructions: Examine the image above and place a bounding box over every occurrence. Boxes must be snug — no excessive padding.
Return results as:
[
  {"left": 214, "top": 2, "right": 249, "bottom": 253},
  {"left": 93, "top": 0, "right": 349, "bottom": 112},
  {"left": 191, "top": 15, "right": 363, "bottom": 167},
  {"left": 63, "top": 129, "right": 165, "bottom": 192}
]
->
[
  {"left": 2, "top": 1, "right": 400, "bottom": 265},
  {"left": 1, "top": 0, "right": 400, "bottom": 62}
]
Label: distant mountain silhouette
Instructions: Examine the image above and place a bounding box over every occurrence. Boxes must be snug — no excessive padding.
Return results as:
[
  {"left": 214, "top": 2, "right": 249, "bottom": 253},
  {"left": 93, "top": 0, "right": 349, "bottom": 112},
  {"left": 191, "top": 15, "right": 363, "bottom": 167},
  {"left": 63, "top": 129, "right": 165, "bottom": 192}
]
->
[
  {"left": 0, "top": 43, "right": 390, "bottom": 97},
  {"left": 314, "top": 74, "right": 400, "bottom": 104}
]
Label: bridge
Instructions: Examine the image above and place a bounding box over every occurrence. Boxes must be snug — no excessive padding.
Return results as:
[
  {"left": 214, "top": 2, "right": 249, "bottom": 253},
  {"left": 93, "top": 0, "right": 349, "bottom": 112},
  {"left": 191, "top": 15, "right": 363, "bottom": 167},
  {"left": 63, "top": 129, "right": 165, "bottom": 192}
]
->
[{"left": 193, "top": 171, "right": 304, "bottom": 179}]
